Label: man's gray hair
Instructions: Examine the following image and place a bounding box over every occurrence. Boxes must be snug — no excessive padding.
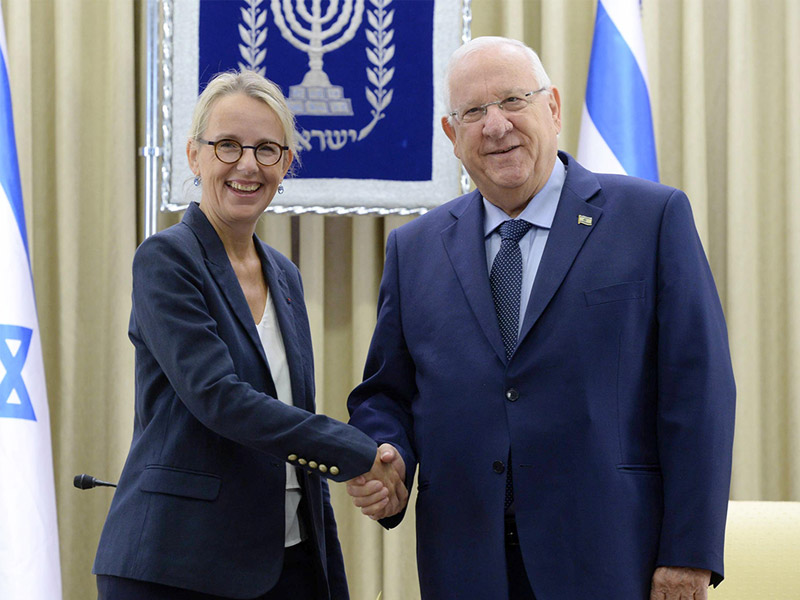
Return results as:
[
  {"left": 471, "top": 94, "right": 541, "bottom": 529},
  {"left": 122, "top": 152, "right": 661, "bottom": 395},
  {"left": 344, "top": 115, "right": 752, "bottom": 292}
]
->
[{"left": 443, "top": 36, "right": 552, "bottom": 117}]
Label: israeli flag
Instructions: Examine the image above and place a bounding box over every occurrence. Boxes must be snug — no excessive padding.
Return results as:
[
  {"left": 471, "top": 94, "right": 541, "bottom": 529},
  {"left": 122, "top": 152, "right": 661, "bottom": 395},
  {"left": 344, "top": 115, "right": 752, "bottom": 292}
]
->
[
  {"left": 0, "top": 7, "right": 63, "bottom": 599},
  {"left": 577, "top": 0, "right": 658, "bottom": 182}
]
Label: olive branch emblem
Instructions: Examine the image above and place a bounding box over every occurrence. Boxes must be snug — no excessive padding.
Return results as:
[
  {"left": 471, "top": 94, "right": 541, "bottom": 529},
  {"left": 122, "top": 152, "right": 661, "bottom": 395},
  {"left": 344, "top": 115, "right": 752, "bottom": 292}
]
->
[
  {"left": 359, "top": 0, "right": 394, "bottom": 140},
  {"left": 238, "top": 0, "right": 268, "bottom": 75}
]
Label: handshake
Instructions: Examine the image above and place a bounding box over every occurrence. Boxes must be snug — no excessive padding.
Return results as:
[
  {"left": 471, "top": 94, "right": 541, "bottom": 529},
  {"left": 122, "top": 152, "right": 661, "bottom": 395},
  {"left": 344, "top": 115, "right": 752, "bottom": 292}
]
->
[{"left": 346, "top": 444, "right": 408, "bottom": 521}]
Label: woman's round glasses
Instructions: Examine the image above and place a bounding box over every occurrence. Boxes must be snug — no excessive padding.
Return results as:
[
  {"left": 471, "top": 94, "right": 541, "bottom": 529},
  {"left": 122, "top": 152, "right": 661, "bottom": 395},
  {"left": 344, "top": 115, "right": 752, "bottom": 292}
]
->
[{"left": 196, "top": 138, "right": 289, "bottom": 167}]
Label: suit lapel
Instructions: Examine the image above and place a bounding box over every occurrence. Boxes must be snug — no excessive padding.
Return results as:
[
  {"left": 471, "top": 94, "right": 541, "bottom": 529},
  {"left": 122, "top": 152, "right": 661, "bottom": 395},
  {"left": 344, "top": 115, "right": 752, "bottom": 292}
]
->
[
  {"left": 518, "top": 156, "right": 603, "bottom": 345},
  {"left": 441, "top": 191, "right": 508, "bottom": 364},
  {"left": 183, "top": 204, "right": 310, "bottom": 406},
  {"left": 183, "top": 204, "right": 266, "bottom": 361},
  {"left": 256, "top": 243, "right": 310, "bottom": 411}
]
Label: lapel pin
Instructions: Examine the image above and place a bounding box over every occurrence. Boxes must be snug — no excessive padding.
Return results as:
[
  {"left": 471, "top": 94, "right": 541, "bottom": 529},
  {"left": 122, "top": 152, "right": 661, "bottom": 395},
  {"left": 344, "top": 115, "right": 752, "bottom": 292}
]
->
[{"left": 578, "top": 215, "right": 593, "bottom": 227}]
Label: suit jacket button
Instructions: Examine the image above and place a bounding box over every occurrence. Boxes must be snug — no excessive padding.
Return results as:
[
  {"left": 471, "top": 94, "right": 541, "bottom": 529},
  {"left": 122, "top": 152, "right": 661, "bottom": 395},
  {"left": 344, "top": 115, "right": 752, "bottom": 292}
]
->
[
  {"left": 309, "top": 461, "right": 318, "bottom": 469},
  {"left": 493, "top": 460, "right": 506, "bottom": 474},
  {"left": 288, "top": 454, "right": 298, "bottom": 462},
  {"left": 298, "top": 458, "right": 308, "bottom": 465},
  {"left": 319, "top": 464, "right": 328, "bottom": 473},
  {"left": 329, "top": 466, "right": 340, "bottom": 476},
  {"left": 505, "top": 388, "right": 519, "bottom": 402}
]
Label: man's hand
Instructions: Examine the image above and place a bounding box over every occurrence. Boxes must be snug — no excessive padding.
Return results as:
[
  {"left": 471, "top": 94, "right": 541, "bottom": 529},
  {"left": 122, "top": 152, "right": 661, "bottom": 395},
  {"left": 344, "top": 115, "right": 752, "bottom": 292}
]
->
[
  {"left": 650, "top": 566, "right": 711, "bottom": 600},
  {"left": 346, "top": 443, "right": 408, "bottom": 520}
]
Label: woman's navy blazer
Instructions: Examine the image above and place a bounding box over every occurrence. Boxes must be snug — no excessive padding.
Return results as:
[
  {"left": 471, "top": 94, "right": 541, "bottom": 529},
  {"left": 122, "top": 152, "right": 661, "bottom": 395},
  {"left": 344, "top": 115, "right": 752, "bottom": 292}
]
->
[{"left": 94, "top": 202, "right": 376, "bottom": 599}]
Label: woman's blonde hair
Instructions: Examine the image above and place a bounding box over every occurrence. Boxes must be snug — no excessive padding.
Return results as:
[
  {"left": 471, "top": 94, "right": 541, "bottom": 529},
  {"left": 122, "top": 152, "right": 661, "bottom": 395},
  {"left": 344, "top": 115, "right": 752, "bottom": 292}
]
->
[{"left": 188, "top": 70, "right": 299, "bottom": 171}]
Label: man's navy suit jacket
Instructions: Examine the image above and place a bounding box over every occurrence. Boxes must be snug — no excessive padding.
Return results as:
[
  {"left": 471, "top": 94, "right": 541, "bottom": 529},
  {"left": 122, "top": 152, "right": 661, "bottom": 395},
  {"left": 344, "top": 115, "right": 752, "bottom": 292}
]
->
[
  {"left": 348, "top": 153, "right": 736, "bottom": 599},
  {"left": 94, "top": 202, "right": 376, "bottom": 599}
]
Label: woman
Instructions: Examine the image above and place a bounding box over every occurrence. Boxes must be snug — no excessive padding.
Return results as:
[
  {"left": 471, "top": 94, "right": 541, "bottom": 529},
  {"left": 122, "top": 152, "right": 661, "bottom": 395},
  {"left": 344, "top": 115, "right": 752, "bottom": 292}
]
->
[{"left": 93, "top": 71, "right": 383, "bottom": 600}]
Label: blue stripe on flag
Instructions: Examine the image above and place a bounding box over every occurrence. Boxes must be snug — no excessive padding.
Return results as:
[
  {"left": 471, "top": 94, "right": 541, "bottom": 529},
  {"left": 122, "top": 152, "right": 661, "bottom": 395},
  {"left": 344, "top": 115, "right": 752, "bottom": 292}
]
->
[
  {"left": 585, "top": 1, "right": 658, "bottom": 181},
  {"left": 0, "top": 44, "right": 29, "bottom": 256}
]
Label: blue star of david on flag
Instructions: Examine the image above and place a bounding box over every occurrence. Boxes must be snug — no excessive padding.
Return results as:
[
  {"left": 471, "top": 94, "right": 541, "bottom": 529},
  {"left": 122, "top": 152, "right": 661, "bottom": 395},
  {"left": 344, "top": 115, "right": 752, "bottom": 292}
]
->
[{"left": 0, "top": 324, "right": 35, "bottom": 421}]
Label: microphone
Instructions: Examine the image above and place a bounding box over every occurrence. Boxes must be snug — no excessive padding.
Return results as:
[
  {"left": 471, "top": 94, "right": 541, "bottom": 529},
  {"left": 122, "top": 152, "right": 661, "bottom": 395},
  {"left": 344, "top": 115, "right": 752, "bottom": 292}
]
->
[{"left": 73, "top": 474, "right": 117, "bottom": 490}]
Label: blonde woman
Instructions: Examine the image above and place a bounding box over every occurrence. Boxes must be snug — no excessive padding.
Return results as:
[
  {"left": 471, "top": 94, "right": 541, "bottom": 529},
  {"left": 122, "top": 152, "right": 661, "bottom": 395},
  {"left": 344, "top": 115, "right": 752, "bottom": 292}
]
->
[{"left": 93, "top": 70, "right": 405, "bottom": 600}]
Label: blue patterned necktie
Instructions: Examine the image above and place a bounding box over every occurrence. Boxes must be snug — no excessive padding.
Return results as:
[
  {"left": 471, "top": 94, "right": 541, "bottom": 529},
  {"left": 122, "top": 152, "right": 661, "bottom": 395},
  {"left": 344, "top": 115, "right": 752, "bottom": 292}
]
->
[
  {"left": 490, "top": 219, "right": 533, "bottom": 360},
  {"left": 490, "top": 218, "right": 532, "bottom": 512}
]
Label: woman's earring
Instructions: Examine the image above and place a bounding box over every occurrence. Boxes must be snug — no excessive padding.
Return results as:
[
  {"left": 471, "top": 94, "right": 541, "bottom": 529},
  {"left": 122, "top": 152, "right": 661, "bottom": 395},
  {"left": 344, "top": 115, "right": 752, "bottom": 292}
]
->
[
  {"left": 277, "top": 183, "right": 285, "bottom": 195},
  {"left": 193, "top": 175, "right": 201, "bottom": 187}
]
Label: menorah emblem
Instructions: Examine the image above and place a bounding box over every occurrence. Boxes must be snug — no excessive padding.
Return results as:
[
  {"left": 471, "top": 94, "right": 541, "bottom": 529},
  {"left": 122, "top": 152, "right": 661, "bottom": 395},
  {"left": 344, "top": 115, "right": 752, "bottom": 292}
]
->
[{"left": 271, "top": 0, "right": 366, "bottom": 116}]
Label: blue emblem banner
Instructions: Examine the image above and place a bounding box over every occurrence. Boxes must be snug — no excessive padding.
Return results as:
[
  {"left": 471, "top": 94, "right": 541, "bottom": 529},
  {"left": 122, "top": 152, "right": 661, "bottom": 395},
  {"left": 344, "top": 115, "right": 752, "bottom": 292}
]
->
[
  {"left": 199, "top": 0, "right": 433, "bottom": 181},
  {"left": 166, "top": 0, "right": 462, "bottom": 213}
]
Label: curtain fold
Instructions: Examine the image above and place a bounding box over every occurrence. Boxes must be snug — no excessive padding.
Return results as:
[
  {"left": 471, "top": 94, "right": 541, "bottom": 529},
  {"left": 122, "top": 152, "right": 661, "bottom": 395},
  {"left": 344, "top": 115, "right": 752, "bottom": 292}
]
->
[
  {"left": 787, "top": 0, "right": 800, "bottom": 498},
  {"left": 3, "top": 0, "right": 798, "bottom": 598}
]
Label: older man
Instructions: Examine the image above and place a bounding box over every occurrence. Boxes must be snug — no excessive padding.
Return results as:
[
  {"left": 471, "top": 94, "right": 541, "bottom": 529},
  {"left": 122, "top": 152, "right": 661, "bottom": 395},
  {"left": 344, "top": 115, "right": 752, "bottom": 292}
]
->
[{"left": 347, "top": 37, "right": 735, "bottom": 600}]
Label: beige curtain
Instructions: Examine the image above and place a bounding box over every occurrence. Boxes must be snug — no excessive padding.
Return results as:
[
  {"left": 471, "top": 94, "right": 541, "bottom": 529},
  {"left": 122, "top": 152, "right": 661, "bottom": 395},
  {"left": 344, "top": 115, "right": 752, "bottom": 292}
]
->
[{"left": 3, "top": 1, "right": 798, "bottom": 599}]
